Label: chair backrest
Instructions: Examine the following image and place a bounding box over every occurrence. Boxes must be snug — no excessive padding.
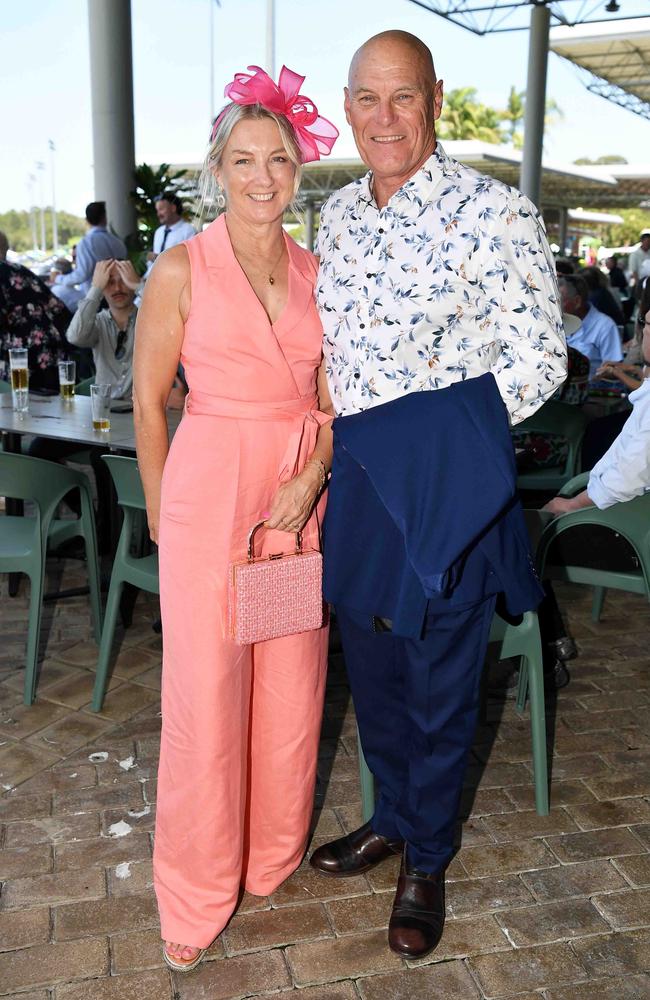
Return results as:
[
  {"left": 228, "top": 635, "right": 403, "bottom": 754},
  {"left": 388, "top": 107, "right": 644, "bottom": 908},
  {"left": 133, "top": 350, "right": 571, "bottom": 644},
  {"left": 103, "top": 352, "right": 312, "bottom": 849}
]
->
[
  {"left": 538, "top": 491, "right": 650, "bottom": 593},
  {"left": 75, "top": 377, "right": 94, "bottom": 396},
  {"left": 0, "top": 451, "right": 86, "bottom": 507},
  {"left": 0, "top": 379, "right": 11, "bottom": 394},
  {"left": 516, "top": 400, "right": 588, "bottom": 478},
  {"left": 102, "top": 455, "right": 146, "bottom": 511}
]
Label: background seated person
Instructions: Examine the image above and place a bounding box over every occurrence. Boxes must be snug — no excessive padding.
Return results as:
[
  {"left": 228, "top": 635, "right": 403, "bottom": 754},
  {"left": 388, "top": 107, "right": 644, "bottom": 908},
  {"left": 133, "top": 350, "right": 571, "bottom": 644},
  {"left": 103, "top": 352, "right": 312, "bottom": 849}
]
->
[
  {"left": 605, "top": 254, "right": 628, "bottom": 293},
  {"left": 66, "top": 259, "right": 141, "bottom": 400},
  {"left": 559, "top": 273, "right": 622, "bottom": 381},
  {"left": 0, "top": 230, "right": 70, "bottom": 391},
  {"left": 581, "top": 266, "right": 624, "bottom": 327},
  {"left": 49, "top": 258, "right": 84, "bottom": 314}
]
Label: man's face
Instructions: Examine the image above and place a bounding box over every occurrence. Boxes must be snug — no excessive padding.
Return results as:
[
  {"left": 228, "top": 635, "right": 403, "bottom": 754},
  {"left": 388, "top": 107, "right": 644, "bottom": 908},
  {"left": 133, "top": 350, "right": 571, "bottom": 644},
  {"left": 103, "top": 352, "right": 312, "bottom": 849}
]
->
[
  {"left": 344, "top": 39, "right": 443, "bottom": 191},
  {"left": 105, "top": 269, "right": 134, "bottom": 310},
  {"left": 155, "top": 199, "right": 178, "bottom": 225},
  {"left": 560, "top": 281, "right": 581, "bottom": 317},
  {"left": 605, "top": 257, "right": 615, "bottom": 270},
  {"left": 641, "top": 235, "right": 650, "bottom": 252}
]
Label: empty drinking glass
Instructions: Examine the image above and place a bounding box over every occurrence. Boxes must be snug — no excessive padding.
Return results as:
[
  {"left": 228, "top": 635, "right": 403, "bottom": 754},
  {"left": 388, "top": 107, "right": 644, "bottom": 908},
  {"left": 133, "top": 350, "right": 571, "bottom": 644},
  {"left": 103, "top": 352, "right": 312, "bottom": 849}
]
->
[
  {"left": 58, "top": 360, "right": 76, "bottom": 401},
  {"left": 8, "top": 348, "right": 29, "bottom": 413},
  {"left": 90, "top": 383, "right": 112, "bottom": 432}
]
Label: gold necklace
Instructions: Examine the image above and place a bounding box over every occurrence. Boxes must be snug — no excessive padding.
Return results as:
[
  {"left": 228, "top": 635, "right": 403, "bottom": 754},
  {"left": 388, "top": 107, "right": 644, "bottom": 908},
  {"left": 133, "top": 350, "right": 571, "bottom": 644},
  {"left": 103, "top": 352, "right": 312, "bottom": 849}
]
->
[{"left": 235, "top": 241, "right": 286, "bottom": 285}]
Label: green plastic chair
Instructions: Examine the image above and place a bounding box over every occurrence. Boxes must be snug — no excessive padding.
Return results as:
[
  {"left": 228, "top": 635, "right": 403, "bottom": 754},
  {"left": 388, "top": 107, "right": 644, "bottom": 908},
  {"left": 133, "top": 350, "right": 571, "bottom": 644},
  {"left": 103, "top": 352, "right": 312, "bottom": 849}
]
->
[
  {"left": 515, "top": 401, "right": 588, "bottom": 493},
  {"left": 537, "top": 472, "right": 650, "bottom": 621},
  {"left": 0, "top": 379, "right": 11, "bottom": 394},
  {"left": 358, "top": 609, "right": 549, "bottom": 821},
  {"left": 75, "top": 377, "right": 94, "bottom": 396},
  {"left": 91, "top": 455, "right": 158, "bottom": 711},
  {"left": 0, "top": 452, "right": 102, "bottom": 704}
]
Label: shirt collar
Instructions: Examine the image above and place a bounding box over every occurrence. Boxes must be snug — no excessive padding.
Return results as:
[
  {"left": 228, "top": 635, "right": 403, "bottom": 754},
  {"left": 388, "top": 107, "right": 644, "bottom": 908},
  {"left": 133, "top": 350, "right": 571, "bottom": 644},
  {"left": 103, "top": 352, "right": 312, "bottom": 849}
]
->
[{"left": 356, "top": 142, "right": 451, "bottom": 212}]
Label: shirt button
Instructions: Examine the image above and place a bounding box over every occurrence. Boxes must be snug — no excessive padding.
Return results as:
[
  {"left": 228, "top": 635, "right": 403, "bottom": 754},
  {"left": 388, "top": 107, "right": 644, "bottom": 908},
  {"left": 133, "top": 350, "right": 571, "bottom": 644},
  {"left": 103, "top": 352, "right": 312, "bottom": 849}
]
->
[
  {"left": 378, "top": 227, "right": 384, "bottom": 234},
  {"left": 354, "top": 372, "right": 361, "bottom": 380},
  {"left": 359, "top": 323, "right": 365, "bottom": 329},
  {"left": 366, "top": 272, "right": 373, "bottom": 279}
]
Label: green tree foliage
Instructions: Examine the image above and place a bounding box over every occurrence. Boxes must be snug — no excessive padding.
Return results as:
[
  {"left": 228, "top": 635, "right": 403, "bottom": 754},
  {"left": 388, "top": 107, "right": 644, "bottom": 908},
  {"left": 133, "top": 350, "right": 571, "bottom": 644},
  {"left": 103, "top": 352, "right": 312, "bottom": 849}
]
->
[
  {"left": 438, "top": 87, "right": 503, "bottom": 144},
  {"left": 438, "top": 85, "right": 563, "bottom": 148},
  {"left": 129, "top": 162, "right": 190, "bottom": 252},
  {"left": 573, "top": 155, "right": 629, "bottom": 165},
  {"left": 596, "top": 207, "right": 650, "bottom": 247},
  {"left": 0, "top": 209, "right": 86, "bottom": 253}
]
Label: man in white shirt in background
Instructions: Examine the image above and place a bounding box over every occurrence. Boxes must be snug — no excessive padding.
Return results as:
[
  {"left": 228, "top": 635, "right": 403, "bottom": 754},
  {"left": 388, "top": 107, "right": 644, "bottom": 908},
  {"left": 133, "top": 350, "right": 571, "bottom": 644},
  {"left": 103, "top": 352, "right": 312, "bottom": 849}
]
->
[
  {"left": 54, "top": 202, "right": 127, "bottom": 297},
  {"left": 628, "top": 229, "right": 650, "bottom": 298},
  {"left": 148, "top": 192, "right": 196, "bottom": 263},
  {"left": 545, "top": 292, "right": 650, "bottom": 515},
  {"left": 558, "top": 273, "right": 622, "bottom": 380}
]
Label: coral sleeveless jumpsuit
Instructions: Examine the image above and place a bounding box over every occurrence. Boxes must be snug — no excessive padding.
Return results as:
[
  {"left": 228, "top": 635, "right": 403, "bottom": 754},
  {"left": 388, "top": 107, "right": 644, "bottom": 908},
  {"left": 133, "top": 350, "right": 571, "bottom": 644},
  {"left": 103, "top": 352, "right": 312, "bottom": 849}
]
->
[{"left": 154, "top": 215, "right": 330, "bottom": 947}]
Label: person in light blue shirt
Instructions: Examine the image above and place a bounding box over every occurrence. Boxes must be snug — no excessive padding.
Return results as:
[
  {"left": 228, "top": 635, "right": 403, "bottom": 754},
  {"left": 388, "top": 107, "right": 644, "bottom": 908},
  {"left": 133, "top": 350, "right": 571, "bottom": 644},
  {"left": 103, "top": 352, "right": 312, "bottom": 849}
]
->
[
  {"left": 545, "top": 285, "right": 650, "bottom": 514},
  {"left": 558, "top": 273, "right": 622, "bottom": 380},
  {"left": 54, "top": 201, "right": 127, "bottom": 297}
]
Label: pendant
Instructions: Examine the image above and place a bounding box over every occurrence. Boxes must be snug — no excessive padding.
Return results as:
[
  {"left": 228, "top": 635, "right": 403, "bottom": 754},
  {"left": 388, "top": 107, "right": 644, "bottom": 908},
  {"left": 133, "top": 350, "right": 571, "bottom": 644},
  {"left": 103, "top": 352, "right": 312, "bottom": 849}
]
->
[{"left": 269, "top": 275, "right": 275, "bottom": 285}]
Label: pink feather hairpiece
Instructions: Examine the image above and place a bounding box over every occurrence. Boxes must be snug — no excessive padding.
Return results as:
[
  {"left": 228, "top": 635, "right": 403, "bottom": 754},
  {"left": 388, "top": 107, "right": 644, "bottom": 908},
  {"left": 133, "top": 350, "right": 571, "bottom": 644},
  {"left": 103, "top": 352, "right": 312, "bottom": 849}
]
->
[{"left": 210, "top": 64, "right": 339, "bottom": 163}]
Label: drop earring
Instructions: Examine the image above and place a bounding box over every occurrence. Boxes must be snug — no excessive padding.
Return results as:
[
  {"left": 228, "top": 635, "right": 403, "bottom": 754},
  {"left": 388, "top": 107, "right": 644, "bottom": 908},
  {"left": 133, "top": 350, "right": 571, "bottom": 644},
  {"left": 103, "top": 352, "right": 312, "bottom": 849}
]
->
[{"left": 215, "top": 187, "right": 226, "bottom": 210}]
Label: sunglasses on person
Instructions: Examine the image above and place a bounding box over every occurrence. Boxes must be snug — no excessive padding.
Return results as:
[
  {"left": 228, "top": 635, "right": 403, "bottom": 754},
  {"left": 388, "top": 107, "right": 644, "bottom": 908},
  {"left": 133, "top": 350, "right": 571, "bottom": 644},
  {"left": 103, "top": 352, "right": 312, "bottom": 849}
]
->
[{"left": 115, "top": 328, "right": 128, "bottom": 361}]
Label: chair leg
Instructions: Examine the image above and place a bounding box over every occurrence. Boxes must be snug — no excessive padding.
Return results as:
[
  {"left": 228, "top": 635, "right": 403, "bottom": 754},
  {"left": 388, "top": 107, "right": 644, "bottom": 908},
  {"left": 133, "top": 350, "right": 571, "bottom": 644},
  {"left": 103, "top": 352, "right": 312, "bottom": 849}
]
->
[
  {"left": 91, "top": 576, "right": 123, "bottom": 712},
  {"left": 80, "top": 488, "right": 103, "bottom": 643},
  {"left": 516, "top": 658, "right": 529, "bottom": 713},
  {"left": 591, "top": 586, "right": 607, "bottom": 622},
  {"left": 525, "top": 647, "right": 550, "bottom": 817},
  {"left": 24, "top": 566, "right": 46, "bottom": 706},
  {"left": 357, "top": 726, "right": 375, "bottom": 824}
]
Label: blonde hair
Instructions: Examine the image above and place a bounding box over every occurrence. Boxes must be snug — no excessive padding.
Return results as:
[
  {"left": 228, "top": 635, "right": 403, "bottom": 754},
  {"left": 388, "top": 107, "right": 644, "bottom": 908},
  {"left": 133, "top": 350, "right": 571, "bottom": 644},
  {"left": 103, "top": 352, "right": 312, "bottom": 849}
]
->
[{"left": 197, "top": 103, "right": 303, "bottom": 223}]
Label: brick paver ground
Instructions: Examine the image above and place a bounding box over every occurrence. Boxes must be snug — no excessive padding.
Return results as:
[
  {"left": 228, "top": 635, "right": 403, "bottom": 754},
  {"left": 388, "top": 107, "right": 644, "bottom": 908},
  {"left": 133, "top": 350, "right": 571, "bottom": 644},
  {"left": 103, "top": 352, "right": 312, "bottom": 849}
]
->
[{"left": 1, "top": 557, "right": 649, "bottom": 998}]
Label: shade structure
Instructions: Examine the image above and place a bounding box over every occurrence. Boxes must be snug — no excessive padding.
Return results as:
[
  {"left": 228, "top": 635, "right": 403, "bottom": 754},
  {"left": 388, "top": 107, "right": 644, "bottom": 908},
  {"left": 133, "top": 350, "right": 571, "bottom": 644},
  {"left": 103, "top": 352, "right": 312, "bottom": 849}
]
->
[{"left": 550, "top": 17, "right": 650, "bottom": 121}]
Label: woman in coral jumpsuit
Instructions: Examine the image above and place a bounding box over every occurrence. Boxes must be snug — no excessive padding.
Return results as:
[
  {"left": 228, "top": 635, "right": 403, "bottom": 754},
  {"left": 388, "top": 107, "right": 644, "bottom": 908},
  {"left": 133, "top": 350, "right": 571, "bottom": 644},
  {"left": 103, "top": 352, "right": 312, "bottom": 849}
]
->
[{"left": 133, "top": 69, "right": 338, "bottom": 971}]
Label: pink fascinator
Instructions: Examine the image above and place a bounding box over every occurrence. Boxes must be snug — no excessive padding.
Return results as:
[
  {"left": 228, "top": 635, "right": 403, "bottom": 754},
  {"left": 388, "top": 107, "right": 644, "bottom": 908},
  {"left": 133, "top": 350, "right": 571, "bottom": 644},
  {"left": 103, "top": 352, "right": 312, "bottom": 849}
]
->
[{"left": 211, "top": 64, "right": 339, "bottom": 163}]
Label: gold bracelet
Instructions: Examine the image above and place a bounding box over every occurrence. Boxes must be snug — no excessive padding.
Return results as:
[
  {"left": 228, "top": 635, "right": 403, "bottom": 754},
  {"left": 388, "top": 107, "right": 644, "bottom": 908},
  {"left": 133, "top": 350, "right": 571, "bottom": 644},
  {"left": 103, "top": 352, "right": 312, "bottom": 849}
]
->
[{"left": 305, "top": 457, "right": 327, "bottom": 490}]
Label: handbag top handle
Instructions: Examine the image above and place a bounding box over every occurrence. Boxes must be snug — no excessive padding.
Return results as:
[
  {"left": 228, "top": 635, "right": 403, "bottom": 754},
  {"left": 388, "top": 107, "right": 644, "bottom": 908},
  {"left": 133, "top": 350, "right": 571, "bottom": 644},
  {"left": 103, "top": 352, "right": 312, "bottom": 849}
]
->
[{"left": 247, "top": 520, "right": 303, "bottom": 561}]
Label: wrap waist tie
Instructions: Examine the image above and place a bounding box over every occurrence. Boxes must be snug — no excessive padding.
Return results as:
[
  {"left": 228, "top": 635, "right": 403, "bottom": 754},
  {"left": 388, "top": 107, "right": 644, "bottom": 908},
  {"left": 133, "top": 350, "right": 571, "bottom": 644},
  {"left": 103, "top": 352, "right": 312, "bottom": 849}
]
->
[{"left": 185, "top": 389, "right": 332, "bottom": 482}]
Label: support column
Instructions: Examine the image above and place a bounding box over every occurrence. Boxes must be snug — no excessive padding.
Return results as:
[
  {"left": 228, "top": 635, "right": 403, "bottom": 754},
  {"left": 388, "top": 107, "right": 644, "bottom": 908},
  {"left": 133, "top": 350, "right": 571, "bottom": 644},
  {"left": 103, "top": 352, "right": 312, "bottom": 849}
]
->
[
  {"left": 558, "top": 206, "right": 568, "bottom": 256},
  {"left": 305, "top": 201, "right": 315, "bottom": 252},
  {"left": 519, "top": 2, "right": 551, "bottom": 208},
  {"left": 88, "top": 0, "right": 137, "bottom": 241}
]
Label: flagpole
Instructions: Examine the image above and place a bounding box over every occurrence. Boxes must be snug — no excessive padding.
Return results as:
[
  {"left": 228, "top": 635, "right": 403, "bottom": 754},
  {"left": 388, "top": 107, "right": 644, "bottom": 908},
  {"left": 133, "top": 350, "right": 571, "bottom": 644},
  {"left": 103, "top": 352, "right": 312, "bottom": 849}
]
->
[{"left": 266, "top": 0, "right": 275, "bottom": 78}]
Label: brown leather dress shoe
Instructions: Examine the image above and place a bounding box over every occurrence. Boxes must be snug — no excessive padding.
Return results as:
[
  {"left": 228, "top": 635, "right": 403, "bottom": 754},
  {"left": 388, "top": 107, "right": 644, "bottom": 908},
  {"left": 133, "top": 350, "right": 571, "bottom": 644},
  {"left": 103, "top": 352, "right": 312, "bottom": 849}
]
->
[
  {"left": 309, "top": 821, "right": 403, "bottom": 877},
  {"left": 388, "top": 850, "right": 446, "bottom": 958}
]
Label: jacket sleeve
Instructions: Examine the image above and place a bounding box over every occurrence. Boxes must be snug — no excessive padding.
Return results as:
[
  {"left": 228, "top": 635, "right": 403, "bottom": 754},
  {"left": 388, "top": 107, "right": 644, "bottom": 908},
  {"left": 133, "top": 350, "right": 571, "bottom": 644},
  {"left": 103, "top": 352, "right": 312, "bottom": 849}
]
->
[
  {"left": 485, "top": 192, "right": 568, "bottom": 426},
  {"left": 65, "top": 286, "right": 102, "bottom": 347}
]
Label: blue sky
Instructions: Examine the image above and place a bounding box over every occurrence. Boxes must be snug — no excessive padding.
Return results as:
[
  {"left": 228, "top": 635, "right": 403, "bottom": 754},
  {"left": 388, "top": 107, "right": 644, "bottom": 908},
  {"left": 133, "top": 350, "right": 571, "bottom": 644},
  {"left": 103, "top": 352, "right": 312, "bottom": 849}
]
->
[{"left": 2, "top": 0, "right": 650, "bottom": 216}]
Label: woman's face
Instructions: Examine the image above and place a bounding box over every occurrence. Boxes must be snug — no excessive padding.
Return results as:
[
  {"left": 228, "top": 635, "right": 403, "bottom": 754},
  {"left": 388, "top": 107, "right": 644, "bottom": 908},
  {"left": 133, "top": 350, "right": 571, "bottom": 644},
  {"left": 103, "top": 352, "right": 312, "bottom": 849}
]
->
[{"left": 216, "top": 117, "right": 296, "bottom": 226}]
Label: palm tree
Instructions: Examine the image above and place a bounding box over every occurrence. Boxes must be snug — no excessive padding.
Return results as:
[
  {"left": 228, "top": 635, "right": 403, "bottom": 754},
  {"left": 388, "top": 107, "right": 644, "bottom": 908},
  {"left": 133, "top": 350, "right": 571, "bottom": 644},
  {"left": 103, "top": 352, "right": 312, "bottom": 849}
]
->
[{"left": 499, "top": 87, "right": 564, "bottom": 149}]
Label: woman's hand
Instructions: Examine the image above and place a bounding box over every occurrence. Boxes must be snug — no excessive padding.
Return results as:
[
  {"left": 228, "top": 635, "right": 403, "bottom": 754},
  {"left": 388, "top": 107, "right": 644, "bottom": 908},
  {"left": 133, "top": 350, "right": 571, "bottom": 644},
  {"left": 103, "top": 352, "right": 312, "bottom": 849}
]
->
[{"left": 266, "top": 465, "right": 323, "bottom": 533}]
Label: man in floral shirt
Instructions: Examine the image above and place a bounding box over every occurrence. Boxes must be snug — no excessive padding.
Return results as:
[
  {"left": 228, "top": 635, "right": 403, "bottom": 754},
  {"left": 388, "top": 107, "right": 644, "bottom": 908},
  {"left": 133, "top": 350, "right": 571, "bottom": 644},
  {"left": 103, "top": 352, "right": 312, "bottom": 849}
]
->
[
  {"left": 310, "top": 31, "right": 566, "bottom": 959},
  {"left": 0, "top": 235, "right": 70, "bottom": 391}
]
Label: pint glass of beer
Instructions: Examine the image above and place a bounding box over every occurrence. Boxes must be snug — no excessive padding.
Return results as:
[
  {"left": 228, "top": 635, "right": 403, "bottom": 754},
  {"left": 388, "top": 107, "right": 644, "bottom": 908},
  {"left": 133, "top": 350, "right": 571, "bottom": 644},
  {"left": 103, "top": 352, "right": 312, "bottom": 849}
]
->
[
  {"left": 8, "top": 348, "right": 29, "bottom": 413},
  {"left": 90, "top": 383, "right": 112, "bottom": 432},
  {"left": 58, "top": 360, "right": 76, "bottom": 401}
]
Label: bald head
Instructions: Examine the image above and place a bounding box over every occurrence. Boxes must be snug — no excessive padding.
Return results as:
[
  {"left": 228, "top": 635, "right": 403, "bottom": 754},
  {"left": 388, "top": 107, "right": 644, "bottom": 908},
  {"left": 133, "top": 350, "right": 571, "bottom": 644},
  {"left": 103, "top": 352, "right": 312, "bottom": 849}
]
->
[{"left": 349, "top": 31, "right": 436, "bottom": 89}]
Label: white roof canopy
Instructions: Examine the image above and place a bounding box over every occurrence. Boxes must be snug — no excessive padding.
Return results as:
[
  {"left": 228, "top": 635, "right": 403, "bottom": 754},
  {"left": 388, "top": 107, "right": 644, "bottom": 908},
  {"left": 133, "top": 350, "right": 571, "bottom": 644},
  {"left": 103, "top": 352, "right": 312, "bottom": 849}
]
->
[{"left": 550, "top": 17, "right": 650, "bottom": 119}]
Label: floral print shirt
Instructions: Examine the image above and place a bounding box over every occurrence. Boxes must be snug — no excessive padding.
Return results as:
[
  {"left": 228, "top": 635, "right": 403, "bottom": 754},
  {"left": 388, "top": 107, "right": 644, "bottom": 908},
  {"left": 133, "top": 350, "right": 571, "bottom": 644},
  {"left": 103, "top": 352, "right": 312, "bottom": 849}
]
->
[
  {"left": 316, "top": 143, "right": 567, "bottom": 424},
  {"left": 0, "top": 261, "right": 70, "bottom": 389}
]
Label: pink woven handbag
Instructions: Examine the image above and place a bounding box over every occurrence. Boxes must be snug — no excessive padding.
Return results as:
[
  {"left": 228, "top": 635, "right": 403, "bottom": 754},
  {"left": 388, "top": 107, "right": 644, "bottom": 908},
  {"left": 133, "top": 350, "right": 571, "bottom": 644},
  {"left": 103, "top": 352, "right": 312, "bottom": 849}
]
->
[{"left": 228, "top": 520, "right": 324, "bottom": 645}]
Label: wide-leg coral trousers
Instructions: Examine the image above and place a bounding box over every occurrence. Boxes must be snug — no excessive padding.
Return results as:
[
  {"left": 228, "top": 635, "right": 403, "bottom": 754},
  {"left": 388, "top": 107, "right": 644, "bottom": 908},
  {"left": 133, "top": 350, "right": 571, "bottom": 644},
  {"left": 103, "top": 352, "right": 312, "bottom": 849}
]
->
[{"left": 153, "top": 411, "right": 328, "bottom": 948}]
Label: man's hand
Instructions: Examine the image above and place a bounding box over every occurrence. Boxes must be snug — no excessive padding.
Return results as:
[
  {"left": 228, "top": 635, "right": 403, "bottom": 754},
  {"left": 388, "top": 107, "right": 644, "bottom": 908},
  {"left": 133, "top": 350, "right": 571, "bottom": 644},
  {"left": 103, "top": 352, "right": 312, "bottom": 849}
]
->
[
  {"left": 113, "top": 259, "right": 142, "bottom": 291},
  {"left": 542, "top": 489, "right": 594, "bottom": 515},
  {"left": 91, "top": 259, "right": 114, "bottom": 291}
]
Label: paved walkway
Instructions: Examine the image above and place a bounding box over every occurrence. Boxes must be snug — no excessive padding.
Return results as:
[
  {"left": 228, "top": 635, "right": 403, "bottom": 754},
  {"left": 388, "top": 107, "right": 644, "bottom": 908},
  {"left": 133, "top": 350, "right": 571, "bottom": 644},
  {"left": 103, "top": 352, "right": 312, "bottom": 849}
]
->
[{"left": 1, "top": 559, "right": 649, "bottom": 999}]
